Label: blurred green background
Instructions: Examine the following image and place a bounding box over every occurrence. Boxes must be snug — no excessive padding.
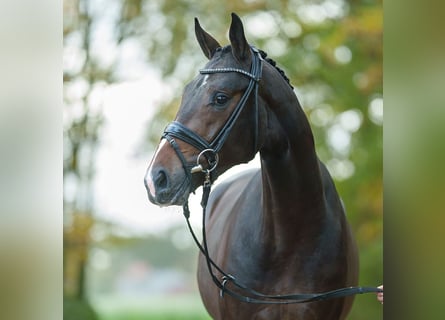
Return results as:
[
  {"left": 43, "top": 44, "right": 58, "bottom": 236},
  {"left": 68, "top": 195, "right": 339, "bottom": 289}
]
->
[{"left": 63, "top": 0, "right": 382, "bottom": 319}]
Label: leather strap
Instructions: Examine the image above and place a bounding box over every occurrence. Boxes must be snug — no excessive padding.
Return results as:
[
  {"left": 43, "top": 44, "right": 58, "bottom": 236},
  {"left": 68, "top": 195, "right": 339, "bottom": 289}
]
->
[{"left": 183, "top": 185, "right": 383, "bottom": 304}]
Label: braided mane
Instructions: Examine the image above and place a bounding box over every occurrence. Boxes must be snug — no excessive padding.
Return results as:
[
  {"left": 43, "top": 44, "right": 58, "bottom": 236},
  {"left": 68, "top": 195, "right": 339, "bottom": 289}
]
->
[
  {"left": 258, "top": 49, "right": 294, "bottom": 90},
  {"left": 218, "top": 46, "right": 294, "bottom": 89}
]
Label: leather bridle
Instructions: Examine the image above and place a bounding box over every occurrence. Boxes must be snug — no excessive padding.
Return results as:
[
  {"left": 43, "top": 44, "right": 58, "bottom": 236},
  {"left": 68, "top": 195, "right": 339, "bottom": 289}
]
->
[
  {"left": 162, "top": 46, "right": 262, "bottom": 187},
  {"left": 160, "top": 46, "right": 383, "bottom": 304}
]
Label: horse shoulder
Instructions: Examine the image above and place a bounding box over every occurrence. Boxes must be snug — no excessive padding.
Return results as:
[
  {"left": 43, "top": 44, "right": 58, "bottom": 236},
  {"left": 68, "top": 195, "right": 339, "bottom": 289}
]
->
[{"left": 207, "top": 168, "right": 261, "bottom": 219}]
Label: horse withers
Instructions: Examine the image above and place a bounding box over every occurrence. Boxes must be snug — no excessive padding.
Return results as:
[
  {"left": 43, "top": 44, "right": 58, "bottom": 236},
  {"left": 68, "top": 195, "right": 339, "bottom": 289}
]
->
[{"left": 144, "top": 13, "right": 359, "bottom": 320}]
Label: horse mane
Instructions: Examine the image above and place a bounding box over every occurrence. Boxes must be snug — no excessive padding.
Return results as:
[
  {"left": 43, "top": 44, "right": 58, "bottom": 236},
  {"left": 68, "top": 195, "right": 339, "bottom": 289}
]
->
[
  {"left": 257, "top": 49, "right": 294, "bottom": 90},
  {"left": 218, "top": 46, "right": 294, "bottom": 90}
]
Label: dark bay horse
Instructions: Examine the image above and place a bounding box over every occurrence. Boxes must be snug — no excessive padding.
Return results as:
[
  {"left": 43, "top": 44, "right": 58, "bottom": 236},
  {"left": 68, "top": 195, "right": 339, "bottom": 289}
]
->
[{"left": 144, "top": 13, "right": 359, "bottom": 319}]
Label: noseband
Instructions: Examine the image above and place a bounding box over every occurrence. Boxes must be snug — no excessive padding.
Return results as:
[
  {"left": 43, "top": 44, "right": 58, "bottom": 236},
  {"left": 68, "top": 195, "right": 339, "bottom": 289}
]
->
[
  {"left": 162, "top": 46, "right": 263, "bottom": 187},
  {"left": 159, "top": 46, "right": 383, "bottom": 304}
]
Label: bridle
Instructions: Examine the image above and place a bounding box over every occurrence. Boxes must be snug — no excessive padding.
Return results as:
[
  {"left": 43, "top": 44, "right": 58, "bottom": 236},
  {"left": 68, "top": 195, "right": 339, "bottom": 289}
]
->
[
  {"left": 162, "top": 46, "right": 262, "bottom": 187},
  {"left": 160, "top": 46, "right": 383, "bottom": 304}
]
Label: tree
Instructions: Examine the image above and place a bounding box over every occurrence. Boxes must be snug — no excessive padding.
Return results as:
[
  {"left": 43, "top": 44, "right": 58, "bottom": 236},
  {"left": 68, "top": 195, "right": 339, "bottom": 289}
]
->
[{"left": 64, "top": 0, "right": 107, "bottom": 314}]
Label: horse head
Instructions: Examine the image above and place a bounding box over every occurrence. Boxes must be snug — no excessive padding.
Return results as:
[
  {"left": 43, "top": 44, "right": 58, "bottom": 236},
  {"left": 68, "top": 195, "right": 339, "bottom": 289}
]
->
[{"left": 145, "top": 13, "right": 266, "bottom": 206}]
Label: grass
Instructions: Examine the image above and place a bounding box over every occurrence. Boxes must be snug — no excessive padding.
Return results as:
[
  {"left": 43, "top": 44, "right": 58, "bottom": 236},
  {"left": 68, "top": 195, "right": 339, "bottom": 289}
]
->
[{"left": 92, "top": 294, "right": 211, "bottom": 320}]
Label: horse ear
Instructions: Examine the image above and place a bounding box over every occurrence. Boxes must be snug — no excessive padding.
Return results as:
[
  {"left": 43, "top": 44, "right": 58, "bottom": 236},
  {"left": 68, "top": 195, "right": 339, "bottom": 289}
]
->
[
  {"left": 229, "top": 13, "right": 250, "bottom": 63},
  {"left": 195, "top": 18, "right": 221, "bottom": 60}
]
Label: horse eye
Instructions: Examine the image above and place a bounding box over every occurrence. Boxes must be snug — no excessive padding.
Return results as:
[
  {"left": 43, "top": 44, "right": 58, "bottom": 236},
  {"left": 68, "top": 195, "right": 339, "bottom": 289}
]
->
[{"left": 214, "top": 93, "right": 229, "bottom": 106}]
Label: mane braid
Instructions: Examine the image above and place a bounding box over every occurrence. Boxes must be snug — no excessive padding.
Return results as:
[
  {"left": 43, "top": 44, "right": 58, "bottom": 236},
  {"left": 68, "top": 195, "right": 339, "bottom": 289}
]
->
[
  {"left": 220, "top": 45, "right": 294, "bottom": 89},
  {"left": 258, "top": 49, "right": 294, "bottom": 90}
]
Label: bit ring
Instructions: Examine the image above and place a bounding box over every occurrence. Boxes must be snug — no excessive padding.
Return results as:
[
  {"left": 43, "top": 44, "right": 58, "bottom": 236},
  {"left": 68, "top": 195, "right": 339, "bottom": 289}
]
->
[{"left": 196, "top": 149, "right": 219, "bottom": 173}]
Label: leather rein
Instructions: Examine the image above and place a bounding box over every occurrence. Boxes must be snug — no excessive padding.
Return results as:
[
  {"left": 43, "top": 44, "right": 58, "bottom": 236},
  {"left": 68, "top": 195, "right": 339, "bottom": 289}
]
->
[{"left": 161, "top": 46, "right": 383, "bottom": 304}]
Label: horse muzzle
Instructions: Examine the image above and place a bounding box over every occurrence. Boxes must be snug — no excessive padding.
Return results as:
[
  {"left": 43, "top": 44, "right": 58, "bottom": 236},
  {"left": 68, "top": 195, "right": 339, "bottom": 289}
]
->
[{"left": 144, "top": 165, "right": 190, "bottom": 206}]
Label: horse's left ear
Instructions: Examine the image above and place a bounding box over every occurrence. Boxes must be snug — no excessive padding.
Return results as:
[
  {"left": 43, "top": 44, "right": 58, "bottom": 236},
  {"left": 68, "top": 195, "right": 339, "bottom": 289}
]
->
[
  {"left": 195, "top": 18, "right": 221, "bottom": 60},
  {"left": 229, "top": 13, "right": 251, "bottom": 63}
]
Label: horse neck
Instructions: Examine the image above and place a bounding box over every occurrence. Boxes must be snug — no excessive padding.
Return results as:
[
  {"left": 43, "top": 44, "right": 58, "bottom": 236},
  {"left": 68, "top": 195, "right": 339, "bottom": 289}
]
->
[{"left": 258, "top": 67, "right": 327, "bottom": 249}]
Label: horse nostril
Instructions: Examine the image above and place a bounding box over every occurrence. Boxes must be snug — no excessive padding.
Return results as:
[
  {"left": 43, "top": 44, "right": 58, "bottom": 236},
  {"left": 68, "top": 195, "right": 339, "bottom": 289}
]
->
[{"left": 155, "top": 169, "right": 169, "bottom": 190}]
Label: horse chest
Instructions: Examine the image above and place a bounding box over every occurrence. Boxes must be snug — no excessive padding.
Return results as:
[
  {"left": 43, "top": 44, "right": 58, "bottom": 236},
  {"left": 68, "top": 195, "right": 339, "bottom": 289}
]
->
[{"left": 216, "top": 299, "right": 336, "bottom": 320}]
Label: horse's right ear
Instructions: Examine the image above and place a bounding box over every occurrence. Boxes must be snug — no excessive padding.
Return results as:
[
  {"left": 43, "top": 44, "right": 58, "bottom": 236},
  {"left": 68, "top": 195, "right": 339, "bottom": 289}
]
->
[{"left": 195, "top": 18, "right": 221, "bottom": 60}]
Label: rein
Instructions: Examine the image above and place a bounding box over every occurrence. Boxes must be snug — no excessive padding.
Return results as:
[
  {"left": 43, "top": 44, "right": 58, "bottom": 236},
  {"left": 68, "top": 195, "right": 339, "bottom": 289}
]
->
[
  {"left": 162, "top": 46, "right": 383, "bottom": 304},
  {"left": 184, "top": 182, "right": 382, "bottom": 304}
]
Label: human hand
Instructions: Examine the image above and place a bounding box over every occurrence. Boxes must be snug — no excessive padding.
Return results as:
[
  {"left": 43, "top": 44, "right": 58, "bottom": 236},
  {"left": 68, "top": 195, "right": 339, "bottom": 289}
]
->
[{"left": 376, "top": 285, "right": 383, "bottom": 304}]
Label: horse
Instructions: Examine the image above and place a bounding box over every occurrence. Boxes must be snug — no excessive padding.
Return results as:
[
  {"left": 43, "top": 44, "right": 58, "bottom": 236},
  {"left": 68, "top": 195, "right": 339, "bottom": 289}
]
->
[{"left": 144, "top": 13, "right": 359, "bottom": 320}]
